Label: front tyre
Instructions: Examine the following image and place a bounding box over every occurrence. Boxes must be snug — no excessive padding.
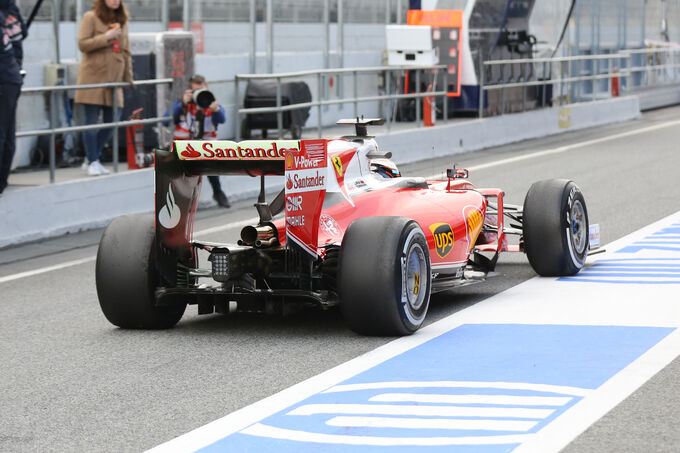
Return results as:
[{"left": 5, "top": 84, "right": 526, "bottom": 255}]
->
[
  {"left": 523, "top": 179, "right": 589, "bottom": 276},
  {"left": 96, "top": 214, "right": 186, "bottom": 329},
  {"left": 339, "top": 217, "right": 431, "bottom": 336}
]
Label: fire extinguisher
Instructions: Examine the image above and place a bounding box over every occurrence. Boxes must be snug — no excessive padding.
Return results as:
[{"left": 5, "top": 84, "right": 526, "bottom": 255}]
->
[
  {"left": 126, "top": 108, "right": 147, "bottom": 169},
  {"left": 423, "top": 83, "right": 436, "bottom": 127}
]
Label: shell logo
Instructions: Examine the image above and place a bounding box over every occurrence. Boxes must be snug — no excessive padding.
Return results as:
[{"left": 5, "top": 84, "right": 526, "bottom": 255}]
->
[{"left": 286, "top": 152, "right": 294, "bottom": 169}]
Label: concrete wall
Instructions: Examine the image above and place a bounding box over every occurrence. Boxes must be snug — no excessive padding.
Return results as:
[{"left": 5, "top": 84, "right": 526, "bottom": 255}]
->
[{"left": 0, "top": 95, "right": 641, "bottom": 249}]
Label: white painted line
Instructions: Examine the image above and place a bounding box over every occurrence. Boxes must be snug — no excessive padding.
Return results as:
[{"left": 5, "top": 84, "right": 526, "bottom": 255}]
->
[
  {"left": 369, "top": 393, "right": 572, "bottom": 407},
  {"left": 324, "top": 381, "right": 592, "bottom": 397},
  {"left": 240, "top": 423, "right": 536, "bottom": 446},
  {"left": 425, "top": 118, "right": 680, "bottom": 180},
  {"left": 326, "top": 416, "right": 539, "bottom": 432},
  {"left": 0, "top": 217, "right": 259, "bottom": 285},
  {"left": 0, "top": 256, "right": 96, "bottom": 284},
  {"left": 287, "top": 403, "right": 554, "bottom": 419}
]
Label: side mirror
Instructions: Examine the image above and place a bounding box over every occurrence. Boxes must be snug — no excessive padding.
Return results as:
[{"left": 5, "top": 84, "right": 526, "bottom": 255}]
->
[{"left": 447, "top": 168, "right": 469, "bottom": 179}]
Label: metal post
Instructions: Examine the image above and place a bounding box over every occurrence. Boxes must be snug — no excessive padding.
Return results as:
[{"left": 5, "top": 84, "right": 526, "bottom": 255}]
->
[
  {"left": 276, "top": 77, "right": 283, "bottom": 138},
  {"left": 49, "top": 91, "right": 57, "bottom": 183},
  {"left": 323, "top": 0, "right": 330, "bottom": 70},
  {"left": 75, "top": 0, "right": 83, "bottom": 61},
  {"left": 183, "top": 0, "right": 190, "bottom": 31},
  {"left": 478, "top": 55, "right": 484, "bottom": 118},
  {"left": 397, "top": 0, "right": 403, "bottom": 24},
  {"left": 317, "top": 73, "right": 323, "bottom": 138},
  {"left": 161, "top": 0, "right": 169, "bottom": 31},
  {"left": 415, "top": 70, "right": 421, "bottom": 126},
  {"left": 443, "top": 70, "right": 448, "bottom": 123},
  {"left": 249, "top": 0, "right": 256, "bottom": 74},
  {"left": 386, "top": 69, "right": 392, "bottom": 132},
  {"left": 385, "top": 0, "right": 390, "bottom": 24},
  {"left": 266, "top": 0, "right": 273, "bottom": 73},
  {"left": 234, "top": 77, "right": 240, "bottom": 140},
  {"left": 337, "top": 0, "right": 344, "bottom": 100},
  {"left": 52, "top": 0, "right": 61, "bottom": 64},
  {"left": 113, "top": 97, "right": 119, "bottom": 173},
  {"left": 194, "top": 0, "right": 203, "bottom": 27},
  {"left": 353, "top": 71, "right": 358, "bottom": 118},
  {"left": 592, "top": 60, "right": 597, "bottom": 102}
]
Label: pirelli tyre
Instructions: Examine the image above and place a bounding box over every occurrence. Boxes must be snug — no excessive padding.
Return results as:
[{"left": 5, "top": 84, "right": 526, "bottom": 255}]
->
[
  {"left": 339, "top": 216, "right": 431, "bottom": 336},
  {"left": 96, "top": 214, "right": 186, "bottom": 329},
  {"left": 523, "top": 179, "right": 589, "bottom": 276}
]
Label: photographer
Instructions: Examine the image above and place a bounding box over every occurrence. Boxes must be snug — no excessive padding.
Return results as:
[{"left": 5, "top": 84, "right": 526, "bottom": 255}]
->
[
  {"left": 0, "top": 0, "right": 26, "bottom": 196},
  {"left": 173, "top": 74, "right": 230, "bottom": 208}
]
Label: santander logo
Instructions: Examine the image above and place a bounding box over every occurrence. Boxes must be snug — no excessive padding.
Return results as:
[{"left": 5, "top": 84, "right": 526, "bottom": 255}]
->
[
  {"left": 158, "top": 184, "right": 181, "bottom": 229},
  {"left": 180, "top": 143, "right": 201, "bottom": 158}
]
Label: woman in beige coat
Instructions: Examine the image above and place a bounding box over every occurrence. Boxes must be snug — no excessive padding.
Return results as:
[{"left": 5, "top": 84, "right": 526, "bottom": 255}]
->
[{"left": 76, "top": 0, "right": 132, "bottom": 176}]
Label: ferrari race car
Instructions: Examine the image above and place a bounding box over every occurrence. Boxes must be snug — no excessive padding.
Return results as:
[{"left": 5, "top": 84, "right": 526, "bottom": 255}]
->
[{"left": 95, "top": 118, "right": 598, "bottom": 336}]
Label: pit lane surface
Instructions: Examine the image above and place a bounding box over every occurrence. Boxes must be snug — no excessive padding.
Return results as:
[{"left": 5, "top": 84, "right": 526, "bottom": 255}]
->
[{"left": 1, "top": 105, "right": 679, "bottom": 452}]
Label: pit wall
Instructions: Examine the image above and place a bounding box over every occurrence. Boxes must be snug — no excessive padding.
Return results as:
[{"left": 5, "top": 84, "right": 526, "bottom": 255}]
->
[{"left": 0, "top": 95, "right": 640, "bottom": 249}]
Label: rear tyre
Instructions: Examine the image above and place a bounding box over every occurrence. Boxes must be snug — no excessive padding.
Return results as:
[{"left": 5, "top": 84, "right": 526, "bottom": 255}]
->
[
  {"left": 96, "top": 214, "right": 186, "bottom": 329},
  {"left": 339, "top": 217, "right": 431, "bottom": 336},
  {"left": 523, "top": 179, "right": 589, "bottom": 276}
]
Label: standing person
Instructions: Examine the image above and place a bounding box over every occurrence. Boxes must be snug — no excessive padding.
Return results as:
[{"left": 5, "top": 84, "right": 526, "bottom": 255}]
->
[
  {"left": 0, "top": 0, "right": 26, "bottom": 195},
  {"left": 173, "top": 74, "right": 230, "bottom": 208},
  {"left": 76, "top": 0, "right": 133, "bottom": 176}
]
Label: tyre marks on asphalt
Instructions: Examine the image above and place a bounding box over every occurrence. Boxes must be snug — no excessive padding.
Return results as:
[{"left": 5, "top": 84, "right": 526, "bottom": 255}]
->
[{"left": 149, "top": 211, "right": 680, "bottom": 453}]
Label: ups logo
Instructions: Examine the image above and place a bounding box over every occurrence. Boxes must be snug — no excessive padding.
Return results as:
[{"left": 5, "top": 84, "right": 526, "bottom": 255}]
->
[{"left": 429, "top": 223, "right": 454, "bottom": 258}]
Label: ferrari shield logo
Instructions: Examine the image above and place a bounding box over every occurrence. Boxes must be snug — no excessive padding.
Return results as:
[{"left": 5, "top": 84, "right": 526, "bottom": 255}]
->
[
  {"left": 332, "top": 155, "right": 343, "bottom": 177},
  {"left": 429, "top": 223, "right": 454, "bottom": 258}
]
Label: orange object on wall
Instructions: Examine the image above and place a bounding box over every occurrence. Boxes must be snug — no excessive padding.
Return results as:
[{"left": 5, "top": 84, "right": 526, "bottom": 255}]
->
[
  {"left": 407, "top": 9, "right": 463, "bottom": 98},
  {"left": 423, "top": 83, "right": 435, "bottom": 127},
  {"left": 612, "top": 68, "right": 620, "bottom": 97}
]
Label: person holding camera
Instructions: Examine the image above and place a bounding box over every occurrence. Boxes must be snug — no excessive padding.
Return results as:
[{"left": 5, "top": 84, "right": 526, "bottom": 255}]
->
[
  {"left": 0, "top": 0, "right": 26, "bottom": 196},
  {"left": 173, "top": 74, "right": 230, "bottom": 208},
  {"left": 76, "top": 0, "right": 132, "bottom": 176}
]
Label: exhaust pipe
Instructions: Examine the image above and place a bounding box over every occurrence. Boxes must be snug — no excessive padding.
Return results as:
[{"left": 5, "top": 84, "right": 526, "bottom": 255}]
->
[{"left": 240, "top": 224, "right": 276, "bottom": 246}]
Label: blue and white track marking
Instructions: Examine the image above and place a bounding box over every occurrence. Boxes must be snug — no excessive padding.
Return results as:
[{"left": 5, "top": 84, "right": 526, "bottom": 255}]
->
[{"left": 148, "top": 211, "right": 680, "bottom": 453}]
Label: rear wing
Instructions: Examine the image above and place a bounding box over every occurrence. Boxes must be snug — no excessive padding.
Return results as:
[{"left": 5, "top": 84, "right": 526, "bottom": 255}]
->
[
  {"left": 172, "top": 140, "right": 301, "bottom": 176},
  {"left": 154, "top": 139, "right": 328, "bottom": 283}
]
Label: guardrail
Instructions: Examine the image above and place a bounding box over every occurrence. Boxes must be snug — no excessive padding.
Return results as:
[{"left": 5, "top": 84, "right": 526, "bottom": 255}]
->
[
  {"left": 479, "top": 54, "right": 632, "bottom": 118},
  {"left": 624, "top": 47, "right": 680, "bottom": 88},
  {"left": 478, "top": 48, "right": 680, "bottom": 118},
  {"left": 233, "top": 65, "right": 449, "bottom": 140},
  {"left": 18, "top": 78, "right": 173, "bottom": 183}
]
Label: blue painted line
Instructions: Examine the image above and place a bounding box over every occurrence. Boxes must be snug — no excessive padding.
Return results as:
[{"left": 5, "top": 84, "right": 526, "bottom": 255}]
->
[
  {"left": 597, "top": 258, "right": 680, "bottom": 261},
  {"left": 198, "top": 325, "right": 674, "bottom": 453},
  {"left": 617, "top": 245, "right": 680, "bottom": 253},
  {"left": 573, "top": 272, "right": 680, "bottom": 278},
  {"left": 558, "top": 278, "right": 680, "bottom": 284},
  {"left": 580, "top": 267, "right": 680, "bottom": 272}
]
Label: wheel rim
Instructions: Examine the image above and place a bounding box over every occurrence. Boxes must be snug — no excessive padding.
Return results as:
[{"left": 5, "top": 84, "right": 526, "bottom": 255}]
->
[
  {"left": 570, "top": 200, "right": 587, "bottom": 255},
  {"left": 405, "top": 243, "right": 428, "bottom": 311}
]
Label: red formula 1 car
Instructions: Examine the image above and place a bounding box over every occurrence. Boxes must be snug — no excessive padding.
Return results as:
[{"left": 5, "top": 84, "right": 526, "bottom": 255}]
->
[{"left": 95, "top": 118, "right": 596, "bottom": 336}]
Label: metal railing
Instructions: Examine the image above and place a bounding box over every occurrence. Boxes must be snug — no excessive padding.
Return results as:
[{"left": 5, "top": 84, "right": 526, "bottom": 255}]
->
[
  {"left": 479, "top": 48, "right": 680, "bottom": 118},
  {"left": 18, "top": 78, "right": 173, "bottom": 183},
  {"left": 233, "top": 65, "right": 448, "bottom": 140},
  {"left": 624, "top": 47, "right": 680, "bottom": 88},
  {"left": 479, "top": 53, "right": 633, "bottom": 118}
]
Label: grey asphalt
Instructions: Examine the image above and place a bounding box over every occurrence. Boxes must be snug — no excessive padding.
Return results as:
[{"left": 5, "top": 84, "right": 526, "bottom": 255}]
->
[{"left": 1, "top": 105, "right": 679, "bottom": 452}]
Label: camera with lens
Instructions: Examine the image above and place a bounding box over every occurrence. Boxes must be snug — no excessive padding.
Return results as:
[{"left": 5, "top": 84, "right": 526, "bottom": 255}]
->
[{"left": 190, "top": 89, "right": 216, "bottom": 109}]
